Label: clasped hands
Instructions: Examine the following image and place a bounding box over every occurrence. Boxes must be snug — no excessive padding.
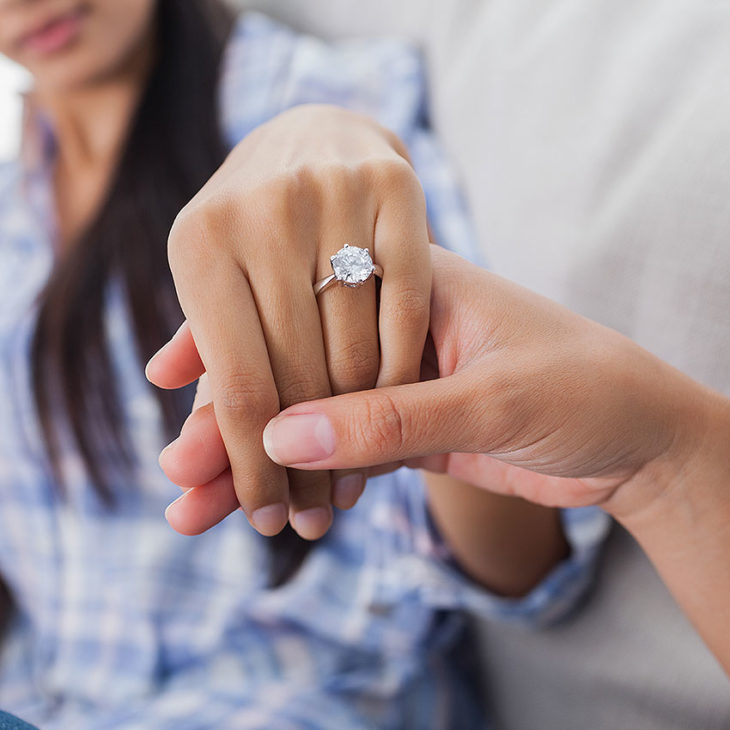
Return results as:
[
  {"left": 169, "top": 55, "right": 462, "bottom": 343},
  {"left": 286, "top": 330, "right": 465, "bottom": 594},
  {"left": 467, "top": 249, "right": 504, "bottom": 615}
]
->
[{"left": 146, "top": 103, "right": 724, "bottom": 542}]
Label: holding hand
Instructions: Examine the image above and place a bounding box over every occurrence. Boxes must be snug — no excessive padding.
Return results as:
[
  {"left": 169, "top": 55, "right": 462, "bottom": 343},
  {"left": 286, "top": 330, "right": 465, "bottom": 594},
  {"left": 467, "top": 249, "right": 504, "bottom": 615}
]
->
[
  {"left": 146, "top": 104, "right": 432, "bottom": 540},
  {"left": 262, "top": 245, "right": 727, "bottom": 514},
  {"left": 256, "top": 244, "right": 730, "bottom": 671}
]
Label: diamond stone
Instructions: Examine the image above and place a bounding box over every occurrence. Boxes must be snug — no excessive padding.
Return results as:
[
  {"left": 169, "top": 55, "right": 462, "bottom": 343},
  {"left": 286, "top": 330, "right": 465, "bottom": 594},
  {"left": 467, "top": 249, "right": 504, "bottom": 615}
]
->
[{"left": 330, "top": 244, "right": 375, "bottom": 286}]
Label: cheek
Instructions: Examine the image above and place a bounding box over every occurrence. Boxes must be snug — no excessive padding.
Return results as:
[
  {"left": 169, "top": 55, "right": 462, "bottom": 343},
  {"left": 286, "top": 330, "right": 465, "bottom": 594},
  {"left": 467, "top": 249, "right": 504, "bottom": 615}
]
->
[
  {"left": 74, "top": 0, "right": 157, "bottom": 80},
  {"left": 21, "top": 0, "right": 157, "bottom": 91},
  {"left": 90, "top": 0, "right": 157, "bottom": 54},
  {"left": 0, "top": 21, "right": 27, "bottom": 68}
]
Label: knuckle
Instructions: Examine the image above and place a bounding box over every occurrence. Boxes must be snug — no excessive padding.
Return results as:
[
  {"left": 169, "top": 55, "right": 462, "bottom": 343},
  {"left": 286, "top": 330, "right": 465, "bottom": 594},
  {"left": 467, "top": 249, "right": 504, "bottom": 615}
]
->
[
  {"left": 275, "top": 370, "right": 328, "bottom": 409},
  {"left": 167, "top": 203, "right": 198, "bottom": 264},
  {"left": 196, "top": 194, "right": 238, "bottom": 237},
  {"left": 329, "top": 339, "right": 380, "bottom": 394},
  {"left": 386, "top": 284, "right": 430, "bottom": 326},
  {"left": 168, "top": 196, "right": 237, "bottom": 267},
  {"left": 216, "top": 370, "right": 278, "bottom": 420},
  {"left": 481, "top": 370, "right": 532, "bottom": 451},
  {"left": 353, "top": 391, "right": 407, "bottom": 459},
  {"left": 366, "top": 156, "right": 419, "bottom": 195}
]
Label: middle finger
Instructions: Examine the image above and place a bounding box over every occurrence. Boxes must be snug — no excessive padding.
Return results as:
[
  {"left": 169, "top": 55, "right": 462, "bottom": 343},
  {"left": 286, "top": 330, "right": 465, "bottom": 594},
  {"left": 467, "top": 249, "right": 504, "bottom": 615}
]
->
[{"left": 251, "top": 265, "right": 335, "bottom": 540}]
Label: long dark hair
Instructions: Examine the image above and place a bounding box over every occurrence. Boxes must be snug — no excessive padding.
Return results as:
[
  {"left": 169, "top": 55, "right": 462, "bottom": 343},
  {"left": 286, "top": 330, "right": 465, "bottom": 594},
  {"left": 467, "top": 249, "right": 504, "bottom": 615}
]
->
[{"left": 29, "top": 0, "right": 310, "bottom": 586}]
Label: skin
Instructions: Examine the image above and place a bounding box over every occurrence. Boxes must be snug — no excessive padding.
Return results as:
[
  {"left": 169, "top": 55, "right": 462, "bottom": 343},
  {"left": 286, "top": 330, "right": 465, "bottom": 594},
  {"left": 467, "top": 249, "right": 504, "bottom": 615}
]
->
[
  {"left": 160, "top": 103, "right": 434, "bottom": 540},
  {"left": 159, "top": 366, "right": 568, "bottom": 595},
  {"left": 152, "top": 104, "right": 569, "bottom": 592},
  {"left": 3, "top": 1, "right": 569, "bottom": 592},
  {"left": 0, "top": 0, "right": 157, "bottom": 246},
  {"left": 154, "top": 244, "right": 730, "bottom": 673}
]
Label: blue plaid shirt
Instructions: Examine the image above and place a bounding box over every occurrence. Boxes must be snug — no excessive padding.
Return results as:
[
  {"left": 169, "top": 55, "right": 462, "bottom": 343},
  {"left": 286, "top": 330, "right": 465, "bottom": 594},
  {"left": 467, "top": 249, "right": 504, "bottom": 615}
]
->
[{"left": 0, "top": 12, "right": 610, "bottom": 730}]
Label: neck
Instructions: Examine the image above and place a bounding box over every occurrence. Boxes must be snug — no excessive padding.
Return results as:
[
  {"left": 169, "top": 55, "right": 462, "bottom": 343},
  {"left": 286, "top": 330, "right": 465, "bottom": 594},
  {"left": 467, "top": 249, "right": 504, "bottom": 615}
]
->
[
  {"left": 36, "top": 38, "right": 155, "bottom": 170},
  {"left": 42, "top": 85, "right": 134, "bottom": 171},
  {"left": 33, "top": 34, "right": 155, "bottom": 248}
]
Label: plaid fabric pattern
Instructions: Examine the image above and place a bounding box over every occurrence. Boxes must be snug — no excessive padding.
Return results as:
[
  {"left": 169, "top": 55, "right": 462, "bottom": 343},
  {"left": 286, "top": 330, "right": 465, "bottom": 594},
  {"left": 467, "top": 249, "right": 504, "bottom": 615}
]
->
[{"left": 0, "top": 12, "right": 610, "bottom": 729}]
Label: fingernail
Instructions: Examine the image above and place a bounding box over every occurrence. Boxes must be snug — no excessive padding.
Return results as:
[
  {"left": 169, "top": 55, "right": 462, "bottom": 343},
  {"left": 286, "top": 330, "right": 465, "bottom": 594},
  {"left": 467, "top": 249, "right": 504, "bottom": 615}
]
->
[
  {"left": 145, "top": 344, "right": 169, "bottom": 381},
  {"left": 144, "top": 359, "right": 157, "bottom": 383},
  {"left": 164, "top": 489, "right": 188, "bottom": 520},
  {"left": 251, "top": 503, "right": 288, "bottom": 536},
  {"left": 332, "top": 473, "right": 365, "bottom": 510},
  {"left": 263, "top": 414, "right": 335, "bottom": 465},
  {"left": 158, "top": 436, "right": 179, "bottom": 464},
  {"left": 291, "top": 506, "right": 333, "bottom": 540}
]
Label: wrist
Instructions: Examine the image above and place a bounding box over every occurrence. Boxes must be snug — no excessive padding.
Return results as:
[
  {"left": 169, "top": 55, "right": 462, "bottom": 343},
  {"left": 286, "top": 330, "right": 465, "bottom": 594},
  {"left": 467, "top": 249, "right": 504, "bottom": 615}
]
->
[
  {"left": 605, "top": 378, "right": 730, "bottom": 535},
  {"left": 602, "top": 384, "right": 730, "bottom": 674}
]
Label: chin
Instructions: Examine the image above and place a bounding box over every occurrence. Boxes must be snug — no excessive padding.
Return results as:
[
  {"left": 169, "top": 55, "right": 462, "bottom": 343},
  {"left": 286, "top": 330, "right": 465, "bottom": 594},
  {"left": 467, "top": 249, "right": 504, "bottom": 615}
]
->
[{"left": 32, "top": 45, "right": 136, "bottom": 94}]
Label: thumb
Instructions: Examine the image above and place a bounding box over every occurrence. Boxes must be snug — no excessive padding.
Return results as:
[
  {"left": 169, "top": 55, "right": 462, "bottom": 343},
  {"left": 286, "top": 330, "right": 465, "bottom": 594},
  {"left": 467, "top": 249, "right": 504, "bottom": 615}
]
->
[{"left": 262, "top": 372, "right": 482, "bottom": 470}]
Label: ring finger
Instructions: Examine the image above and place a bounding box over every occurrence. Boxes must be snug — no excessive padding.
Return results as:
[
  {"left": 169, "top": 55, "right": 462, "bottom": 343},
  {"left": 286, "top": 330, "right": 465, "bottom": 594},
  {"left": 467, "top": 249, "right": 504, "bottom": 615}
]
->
[{"left": 316, "top": 231, "right": 380, "bottom": 510}]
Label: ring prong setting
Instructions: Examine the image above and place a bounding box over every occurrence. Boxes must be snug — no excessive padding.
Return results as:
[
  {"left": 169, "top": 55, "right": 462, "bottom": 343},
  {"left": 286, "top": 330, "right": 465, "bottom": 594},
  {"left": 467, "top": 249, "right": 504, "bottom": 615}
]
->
[{"left": 329, "top": 244, "right": 375, "bottom": 286}]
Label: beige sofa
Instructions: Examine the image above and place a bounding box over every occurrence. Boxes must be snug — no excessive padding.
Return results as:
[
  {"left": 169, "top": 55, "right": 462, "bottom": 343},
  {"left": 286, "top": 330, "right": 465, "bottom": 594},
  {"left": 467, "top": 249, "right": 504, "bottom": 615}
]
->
[{"left": 234, "top": 2, "right": 730, "bottom": 727}]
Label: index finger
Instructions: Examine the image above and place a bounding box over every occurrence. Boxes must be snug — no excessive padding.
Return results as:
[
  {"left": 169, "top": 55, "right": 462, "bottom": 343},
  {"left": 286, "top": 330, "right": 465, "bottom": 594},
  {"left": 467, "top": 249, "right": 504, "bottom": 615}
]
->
[{"left": 168, "top": 232, "right": 289, "bottom": 537}]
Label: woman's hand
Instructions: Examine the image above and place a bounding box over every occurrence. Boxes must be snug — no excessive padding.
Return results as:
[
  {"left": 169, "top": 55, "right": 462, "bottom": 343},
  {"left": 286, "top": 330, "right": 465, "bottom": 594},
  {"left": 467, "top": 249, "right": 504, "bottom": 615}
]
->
[{"left": 146, "top": 103, "right": 431, "bottom": 540}]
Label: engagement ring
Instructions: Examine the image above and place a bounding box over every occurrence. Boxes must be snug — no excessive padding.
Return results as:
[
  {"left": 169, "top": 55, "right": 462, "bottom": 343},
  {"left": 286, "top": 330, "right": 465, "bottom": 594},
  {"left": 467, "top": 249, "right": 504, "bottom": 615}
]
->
[{"left": 313, "top": 244, "right": 383, "bottom": 296}]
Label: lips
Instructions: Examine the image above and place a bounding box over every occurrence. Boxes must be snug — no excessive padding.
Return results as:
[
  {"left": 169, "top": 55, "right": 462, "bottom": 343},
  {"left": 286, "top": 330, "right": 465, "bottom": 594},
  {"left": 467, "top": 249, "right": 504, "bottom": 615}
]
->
[{"left": 20, "top": 5, "right": 88, "bottom": 57}]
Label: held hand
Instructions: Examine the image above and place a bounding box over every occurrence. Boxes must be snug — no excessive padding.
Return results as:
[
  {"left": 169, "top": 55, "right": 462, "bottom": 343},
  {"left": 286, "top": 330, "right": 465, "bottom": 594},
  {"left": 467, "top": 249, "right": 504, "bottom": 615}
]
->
[{"left": 146, "top": 104, "right": 431, "bottom": 539}]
